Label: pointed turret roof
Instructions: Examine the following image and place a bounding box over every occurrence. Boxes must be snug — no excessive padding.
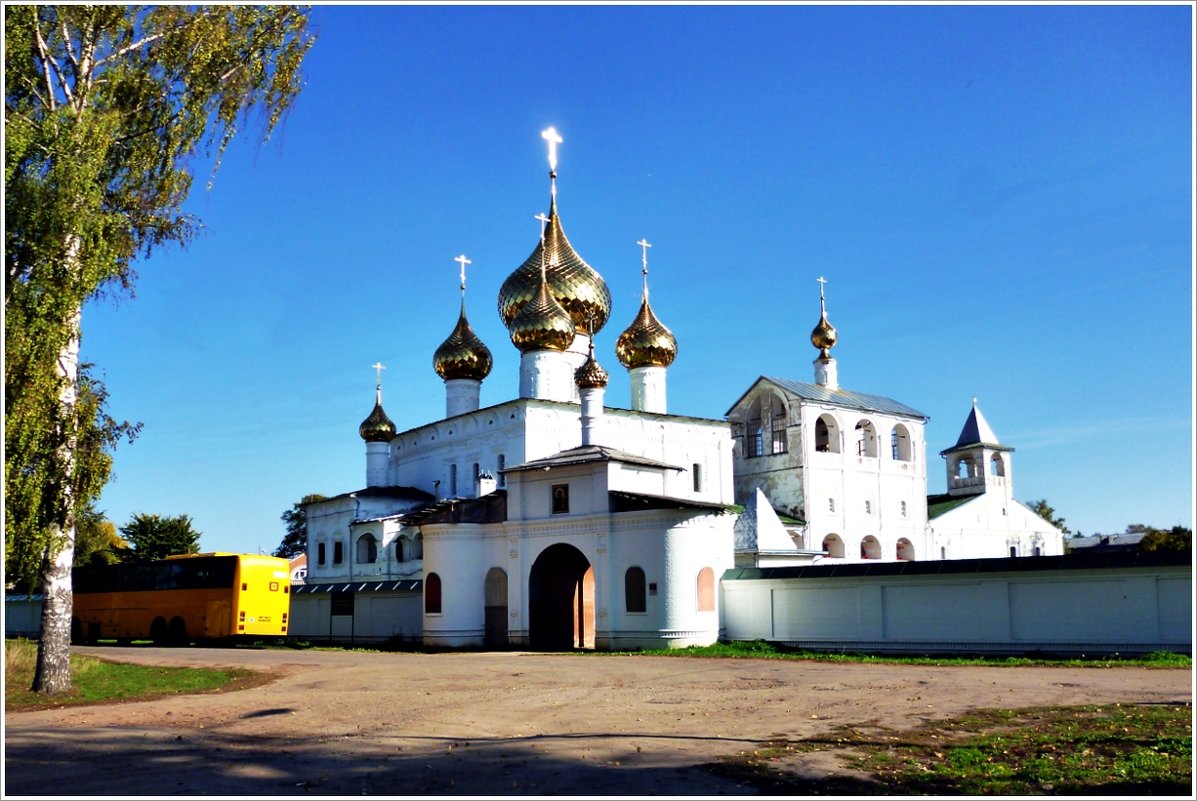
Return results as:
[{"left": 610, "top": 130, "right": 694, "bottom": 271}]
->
[{"left": 951, "top": 398, "right": 1001, "bottom": 449}]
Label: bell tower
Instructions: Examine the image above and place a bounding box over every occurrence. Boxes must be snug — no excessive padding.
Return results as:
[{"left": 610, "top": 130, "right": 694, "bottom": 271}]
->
[{"left": 940, "top": 398, "right": 1014, "bottom": 500}]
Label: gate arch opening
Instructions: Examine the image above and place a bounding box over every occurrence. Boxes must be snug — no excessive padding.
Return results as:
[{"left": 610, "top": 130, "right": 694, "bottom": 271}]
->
[{"left": 528, "top": 543, "right": 594, "bottom": 650}]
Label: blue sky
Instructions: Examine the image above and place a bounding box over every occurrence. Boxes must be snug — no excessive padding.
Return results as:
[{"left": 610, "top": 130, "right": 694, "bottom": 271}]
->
[{"left": 81, "top": 3, "right": 1193, "bottom": 555}]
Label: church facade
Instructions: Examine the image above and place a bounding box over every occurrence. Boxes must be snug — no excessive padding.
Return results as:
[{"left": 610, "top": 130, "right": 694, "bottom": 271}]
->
[{"left": 298, "top": 129, "right": 1063, "bottom": 649}]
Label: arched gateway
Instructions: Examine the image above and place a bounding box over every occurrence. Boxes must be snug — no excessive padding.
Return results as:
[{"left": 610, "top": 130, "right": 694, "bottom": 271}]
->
[{"left": 528, "top": 543, "right": 594, "bottom": 650}]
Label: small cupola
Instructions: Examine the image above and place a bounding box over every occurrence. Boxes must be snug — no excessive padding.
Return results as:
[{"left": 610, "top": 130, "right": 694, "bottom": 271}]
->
[{"left": 810, "top": 276, "right": 839, "bottom": 389}]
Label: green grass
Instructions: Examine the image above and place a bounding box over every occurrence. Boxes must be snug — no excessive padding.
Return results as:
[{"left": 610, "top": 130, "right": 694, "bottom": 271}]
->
[
  {"left": 4, "top": 638, "right": 271, "bottom": 712},
  {"left": 707, "top": 702, "right": 1193, "bottom": 795},
  {"left": 601, "top": 639, "right": 1193, "bottom": 668}
]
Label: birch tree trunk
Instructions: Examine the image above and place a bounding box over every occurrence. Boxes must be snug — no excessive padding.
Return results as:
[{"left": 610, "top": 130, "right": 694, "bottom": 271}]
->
[{"left": 31, "top": 240, "right": 82, "bottom": 695}]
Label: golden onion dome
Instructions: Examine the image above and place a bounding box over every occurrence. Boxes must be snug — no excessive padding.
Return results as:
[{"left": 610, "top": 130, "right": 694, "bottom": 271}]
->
[
  {"left": 616, "top": 295, "right": 677, "bottom": 369},
  {"left": 358, "top": 388, "right": 396, "bottom": 443},
  {"left": 433, "top": 302, "right": 493, "bottom": 381},
  {"left": 498, "top": 199, "right": 612, "bottom": 336},
  {"left": 810, "top": 311, "right": 837, "bottom": 358},
  {"left": 508, "top": 271, "right": 576, "bottom": 354},
  {"left": 574, "top": 342, "right": 609, "bottom": 389}
]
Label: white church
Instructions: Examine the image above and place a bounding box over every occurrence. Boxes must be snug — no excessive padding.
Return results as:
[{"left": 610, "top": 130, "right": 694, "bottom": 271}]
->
[{"left": 295, "top": 129, "right": 1064, "bottom": 650}]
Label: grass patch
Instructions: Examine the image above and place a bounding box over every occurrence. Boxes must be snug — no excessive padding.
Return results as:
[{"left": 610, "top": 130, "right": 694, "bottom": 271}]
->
[
  {"left": 602, "top": 640, "right": 1192, "bottom": 668},
  {"left": 706, "top": 702, "right": 1193, "bottom": 795},
  {"left": 4, "top": 638, "right": 272, "bottom": 712}
]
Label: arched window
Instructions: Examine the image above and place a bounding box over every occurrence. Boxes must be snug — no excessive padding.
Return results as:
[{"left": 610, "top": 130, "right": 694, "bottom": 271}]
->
[
  {"left": 955, "top": 456, "right": 976, "bottom": 479},
  {"left": 625, "top": 567, "right": 647, "bottom": 613},
  {"left": 412, "top": 532, "right": 424, "bottom": 560},
  {"left": 861, "top": 536, "right": 881, "bottom": 559},
  {"left": 770, "top": 395, "right": 788, "bottom": 454},
  {"left": 696, "top": 567, "right": 715, "bottom": 612},
  {"left": 395, "top": 537, "right": 405, "bottom": 563},
  {"left": 854, "top": 420, "right": 877, "bottom": 457},
  {"left": 891, "top": 425, "right": 912, "bottom": 461},
  {"left": 822, "top": 534, "right": 845, "bottom": 558},
  {"left": 745, "top": 399, "right": 764, "bottom": 458},
  {"left": 896, "top": 538, "right": 914, "bottom": 561},
  {"left": 990, "top": 454, "right": 1005, "bottom": 477},
  {"left": 425, "top": 572, "right": 442, "bottom": 614},
  {"left": 356, "top": 533, "right": 377, "bottom": 564},
  {"left": 814, "top": 415, "right": 840, "bottom": 453}
]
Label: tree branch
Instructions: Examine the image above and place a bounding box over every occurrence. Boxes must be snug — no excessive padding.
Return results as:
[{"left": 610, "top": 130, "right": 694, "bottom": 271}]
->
[
  {"left": 31, "top": 21, "right": 60, "bottom": 111},
  {"left": 92, "top": 12, "right": 210, "bottom": 69}
]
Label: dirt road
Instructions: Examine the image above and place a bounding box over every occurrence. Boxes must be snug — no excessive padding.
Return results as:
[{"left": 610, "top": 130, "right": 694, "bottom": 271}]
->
[{"left": 3, "top": 646, "right": 1191, "bottom": 796}]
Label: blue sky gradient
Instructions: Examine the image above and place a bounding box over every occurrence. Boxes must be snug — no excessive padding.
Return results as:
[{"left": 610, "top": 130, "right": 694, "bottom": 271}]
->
[{"left": 81, "top": 4, "right": 1193, "bottom": 554}]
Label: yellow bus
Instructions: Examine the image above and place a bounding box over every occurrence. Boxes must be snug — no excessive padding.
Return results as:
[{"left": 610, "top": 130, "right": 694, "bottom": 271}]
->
[{"left": 71, "top": 553, "right": 291, "bottom": 645}]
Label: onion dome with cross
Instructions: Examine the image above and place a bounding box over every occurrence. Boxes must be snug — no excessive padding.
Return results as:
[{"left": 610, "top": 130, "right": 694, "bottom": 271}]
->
[
  {"left": 498, "top": 127, "right": 612, "bottom": 339},
  {"left": 358, "top": 364, "right": 397, "bottom": 442},
  {"left": 810, "top": 275, "right": 837, "bottom": 357},
  {"left": 433, "top": 255, "right": 493, "bottom": 381},
  {"left": 615, "top": 239, "right": 677, "bottom": 369}
]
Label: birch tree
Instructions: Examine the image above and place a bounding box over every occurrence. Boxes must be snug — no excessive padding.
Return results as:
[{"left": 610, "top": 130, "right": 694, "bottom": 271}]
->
[{"left": 4, "top": 5, "right": 315, "bottom": 693}]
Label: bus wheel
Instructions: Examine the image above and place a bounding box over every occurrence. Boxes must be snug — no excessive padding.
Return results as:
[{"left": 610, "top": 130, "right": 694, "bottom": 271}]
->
[
  {"left": 150, "top": 617, "right": 169, "bottom": 646},
  {"left": 167, "top": 617, "right": 188, "bottom": 646}
]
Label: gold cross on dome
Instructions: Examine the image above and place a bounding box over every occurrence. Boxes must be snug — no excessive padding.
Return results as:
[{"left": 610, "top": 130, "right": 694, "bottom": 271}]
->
[{"left": 372, "top": 362, "right": 386, "bottom": 387}]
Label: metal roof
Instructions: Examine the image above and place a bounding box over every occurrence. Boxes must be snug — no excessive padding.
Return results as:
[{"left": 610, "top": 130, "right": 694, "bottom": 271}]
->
[
  {"left": 504, "top": 444, "right": 682, "bottom": 473},
  {"left": 293, "top": 580, "right": 422, "bottom": 594},
  {"left": 721, "top": 549, "right": 1190, "bottom": 581},
  {"left": 726, "top": 376, "right": 927, "bottom": 420}
]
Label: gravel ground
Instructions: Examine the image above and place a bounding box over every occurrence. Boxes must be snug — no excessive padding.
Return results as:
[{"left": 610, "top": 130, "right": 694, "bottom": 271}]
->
[{"left": 3, "top": 645, "right": 1192, "bottom": 796}]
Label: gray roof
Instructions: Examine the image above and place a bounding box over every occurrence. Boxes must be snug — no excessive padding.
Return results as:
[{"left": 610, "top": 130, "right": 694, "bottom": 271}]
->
[
  {"left": 294, "top": 580, "right": 422, "bottom": 594},
  {"left": 727, "top": 376, "right": 927, "bottom": 420},
  {"left": 503, "top": 445, "right": 682, "bottom": 474}
]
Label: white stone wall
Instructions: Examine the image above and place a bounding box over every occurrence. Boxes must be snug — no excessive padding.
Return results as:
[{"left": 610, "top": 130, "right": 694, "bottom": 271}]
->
[{"left": 721, "top": 562, "right": 1191, "bottom": 654}]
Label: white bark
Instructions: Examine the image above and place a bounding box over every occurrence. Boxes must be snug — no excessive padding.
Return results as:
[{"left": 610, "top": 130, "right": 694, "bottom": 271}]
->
[{"left": 32, "top": 236, "right": 82, "bottom": 695}]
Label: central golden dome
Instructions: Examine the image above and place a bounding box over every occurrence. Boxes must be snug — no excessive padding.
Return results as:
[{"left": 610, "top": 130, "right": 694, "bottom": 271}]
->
[
  {"left": 498, "top": 198, "right": 611, "bottom": 336},
  {"left": 508, "top": 271, "right": 576, "bottom": 354},
  {"left": 433, "top": 302, "right": 493, "bottom": 381}
]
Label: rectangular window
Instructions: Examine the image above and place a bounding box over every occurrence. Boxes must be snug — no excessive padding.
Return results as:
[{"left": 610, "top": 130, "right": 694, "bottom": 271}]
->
[
  {"left": 771, "top": 410, "right": 787, "bottom": 454},
  {"left": 317, "top": 542, "right": 326, "bottom": 566},
  {"left": 449, "top": 464, "right": 458, "bottom": 497},
  {"left": 900, "top": 500, "right": 908, "bottom": 518},
  {"left": 333, "top": 541, "right": 343, "bottom": 565},
  {"left": 865, "top": 500, "right": 872, "bottom": 515},
  {"left": 551, "top": 483, "right": 570, "bottom": 514},
  {"left": 497, "top": 454, "right": 506, "bottom": 488},
  {"left": 829, "top": 498, "right": 836, "bottom": 513},
  {"left": 692, "top": 463, "right": 703, "bottom": 492}
]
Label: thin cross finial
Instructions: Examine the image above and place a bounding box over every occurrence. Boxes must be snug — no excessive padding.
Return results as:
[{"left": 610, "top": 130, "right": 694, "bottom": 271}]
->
[
  {"left": 542, "top": 126, "right": 562, "bottom": 172},
  {"left": 454, "top": 254, "right": 471, "bottom": 294},
  {"left": 816, "top": 276, "right": 828, "bottom": 315},
  {"left": 534, "top": 213, "right": 551, "bottom": 281},
  {"left": 637, "top": 238, "right": 652, "bottom": 297},
  {"left": 371, "top": 361, "right": 386, "bottom": 390}
]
